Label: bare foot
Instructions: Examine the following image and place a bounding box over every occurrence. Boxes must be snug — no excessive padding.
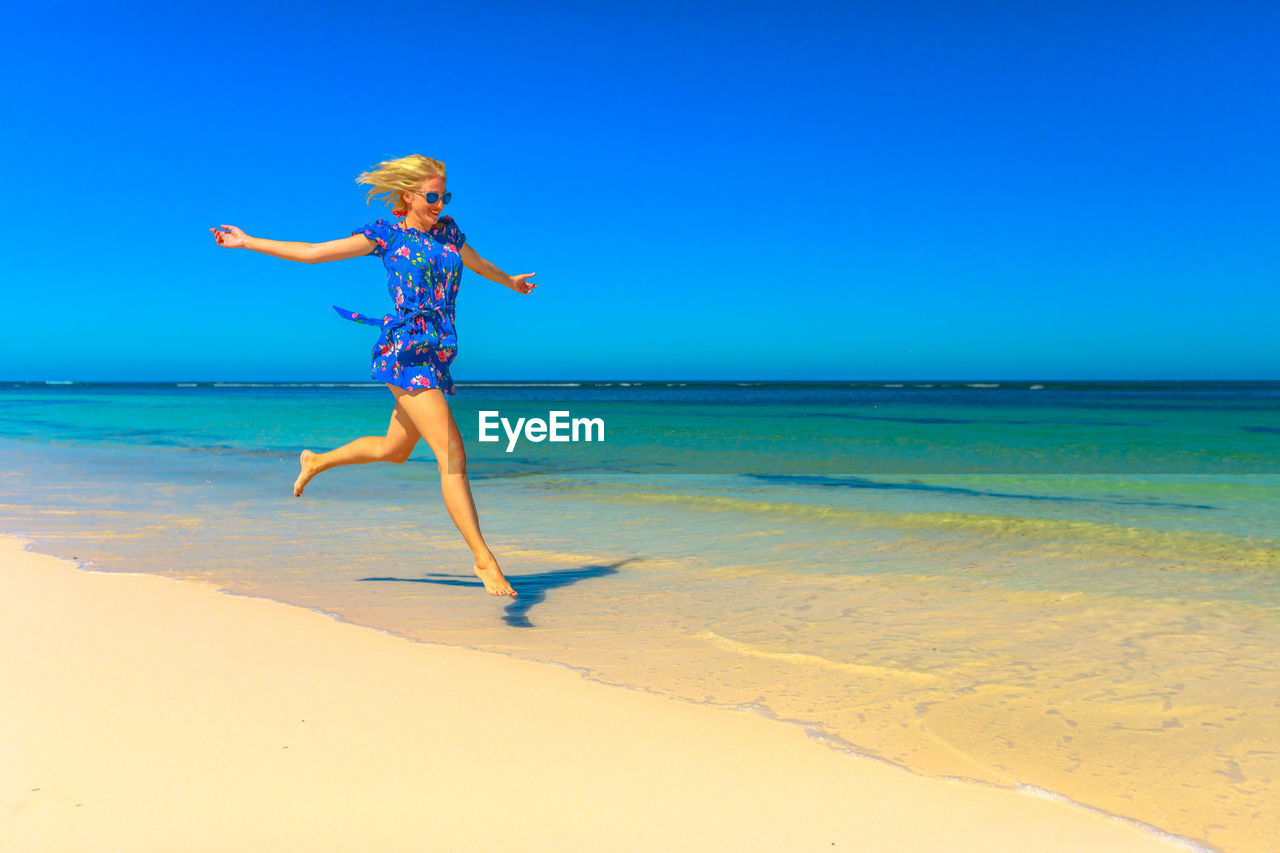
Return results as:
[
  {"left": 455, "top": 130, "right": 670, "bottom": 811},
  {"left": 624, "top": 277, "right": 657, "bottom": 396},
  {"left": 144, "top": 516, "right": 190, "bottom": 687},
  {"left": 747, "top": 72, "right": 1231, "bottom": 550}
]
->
[
  {"left": 474, "top": 558, "right": 517, "bottom": 597},
  {"left": 293, "top": 450, "right": 319, "bottom": 497}
]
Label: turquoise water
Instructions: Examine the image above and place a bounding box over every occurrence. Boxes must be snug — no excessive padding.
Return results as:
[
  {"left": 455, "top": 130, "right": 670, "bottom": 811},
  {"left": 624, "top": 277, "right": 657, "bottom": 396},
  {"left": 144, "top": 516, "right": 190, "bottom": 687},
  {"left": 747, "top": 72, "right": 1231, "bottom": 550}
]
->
[{"left": 2, "top": 380, "right": 1277, "bottom": 851}]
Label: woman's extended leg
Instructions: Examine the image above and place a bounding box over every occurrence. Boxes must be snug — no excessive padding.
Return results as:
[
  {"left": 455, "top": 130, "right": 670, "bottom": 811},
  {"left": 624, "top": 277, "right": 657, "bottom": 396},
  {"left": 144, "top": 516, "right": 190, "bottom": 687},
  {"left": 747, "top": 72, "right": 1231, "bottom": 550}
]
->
[
  {"left": 293, "top": 404, "right": 421, "bottom": 497},
  {"left": 387, "top": 383, "right": 517, "bottom": 598}
]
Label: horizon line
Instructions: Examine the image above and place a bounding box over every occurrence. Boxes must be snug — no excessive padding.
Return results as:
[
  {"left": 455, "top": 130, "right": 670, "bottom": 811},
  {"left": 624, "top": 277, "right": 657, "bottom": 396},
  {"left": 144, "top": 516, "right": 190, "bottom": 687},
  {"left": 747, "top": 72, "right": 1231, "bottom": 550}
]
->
[{"left": 7, "top": 378, "right": 1280, "bottom": 385}]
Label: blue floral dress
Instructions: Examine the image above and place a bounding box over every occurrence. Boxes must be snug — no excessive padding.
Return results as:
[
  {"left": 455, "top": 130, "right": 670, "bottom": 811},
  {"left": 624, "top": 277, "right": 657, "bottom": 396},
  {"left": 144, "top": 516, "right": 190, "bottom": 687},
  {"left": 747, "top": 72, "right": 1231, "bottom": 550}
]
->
[{"left": 333, "top": 216, "right": 467, "bottom": 394}]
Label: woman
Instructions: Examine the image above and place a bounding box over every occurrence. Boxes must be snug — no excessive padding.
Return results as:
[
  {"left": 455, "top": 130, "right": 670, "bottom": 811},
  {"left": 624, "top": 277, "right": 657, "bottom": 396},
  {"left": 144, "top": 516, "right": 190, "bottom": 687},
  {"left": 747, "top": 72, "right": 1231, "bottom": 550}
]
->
[{"left": 211, "top": 154, "right": 534, "bottom": 597}]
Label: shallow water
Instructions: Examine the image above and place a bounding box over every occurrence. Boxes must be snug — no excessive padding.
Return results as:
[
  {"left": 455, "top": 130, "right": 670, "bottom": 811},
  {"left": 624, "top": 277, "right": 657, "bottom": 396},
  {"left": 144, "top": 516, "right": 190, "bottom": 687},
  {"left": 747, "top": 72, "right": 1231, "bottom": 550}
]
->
[{"left": 2, "top": 381, "right": 1277, "bottom": 852}]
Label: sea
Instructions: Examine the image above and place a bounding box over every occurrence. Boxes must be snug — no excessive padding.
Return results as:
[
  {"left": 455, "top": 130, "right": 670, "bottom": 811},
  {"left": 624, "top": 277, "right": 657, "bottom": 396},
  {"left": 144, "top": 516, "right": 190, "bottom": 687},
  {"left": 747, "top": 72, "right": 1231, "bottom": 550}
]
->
[{"left": 2, "top": 380, "right": 1277, "bottom": 852}]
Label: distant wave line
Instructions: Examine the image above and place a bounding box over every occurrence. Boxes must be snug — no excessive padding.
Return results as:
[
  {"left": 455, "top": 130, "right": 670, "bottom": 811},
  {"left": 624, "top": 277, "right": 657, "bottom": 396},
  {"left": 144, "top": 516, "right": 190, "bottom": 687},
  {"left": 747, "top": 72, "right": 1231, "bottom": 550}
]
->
[{"left": 575, "top": 490, "right": 1280, "bottom": 570}]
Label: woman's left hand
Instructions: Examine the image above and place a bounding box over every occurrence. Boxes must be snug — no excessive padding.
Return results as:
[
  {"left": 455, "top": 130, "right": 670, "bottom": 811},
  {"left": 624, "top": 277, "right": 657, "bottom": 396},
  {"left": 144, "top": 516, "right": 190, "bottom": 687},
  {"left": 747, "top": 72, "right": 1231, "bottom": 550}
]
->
[{"left": 509, "top": 273, "right": 537, "bottom": 294}]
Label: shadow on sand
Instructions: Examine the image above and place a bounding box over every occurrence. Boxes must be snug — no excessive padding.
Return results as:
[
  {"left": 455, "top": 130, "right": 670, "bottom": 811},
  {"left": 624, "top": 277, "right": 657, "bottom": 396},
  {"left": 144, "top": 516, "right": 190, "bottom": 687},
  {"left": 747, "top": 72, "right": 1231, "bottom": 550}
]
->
[{"left": 359, "top": 558, "right": 636, "bottom": 627}]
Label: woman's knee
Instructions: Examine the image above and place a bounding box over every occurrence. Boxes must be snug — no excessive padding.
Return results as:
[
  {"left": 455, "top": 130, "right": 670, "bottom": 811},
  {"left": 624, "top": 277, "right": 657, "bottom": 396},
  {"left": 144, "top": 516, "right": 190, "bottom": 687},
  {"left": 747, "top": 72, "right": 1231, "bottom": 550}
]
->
[{"left": 437, "top": 437, "right": 467, "bottom": 475}]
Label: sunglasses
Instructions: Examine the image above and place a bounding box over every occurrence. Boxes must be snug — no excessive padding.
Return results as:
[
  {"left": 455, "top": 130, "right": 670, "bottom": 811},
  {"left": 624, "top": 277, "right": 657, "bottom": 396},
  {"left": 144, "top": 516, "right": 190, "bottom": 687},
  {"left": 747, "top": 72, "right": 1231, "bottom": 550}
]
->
[{"left": 415, "top": 191, "right": 452, "bottom": 205}]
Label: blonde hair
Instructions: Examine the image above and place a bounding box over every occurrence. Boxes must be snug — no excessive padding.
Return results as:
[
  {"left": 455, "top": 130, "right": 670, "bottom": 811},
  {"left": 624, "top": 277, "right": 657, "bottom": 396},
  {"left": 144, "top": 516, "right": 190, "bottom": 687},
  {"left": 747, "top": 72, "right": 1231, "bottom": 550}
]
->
[{"left": 355, "top": 154, "right": 447, "bottom": 216}]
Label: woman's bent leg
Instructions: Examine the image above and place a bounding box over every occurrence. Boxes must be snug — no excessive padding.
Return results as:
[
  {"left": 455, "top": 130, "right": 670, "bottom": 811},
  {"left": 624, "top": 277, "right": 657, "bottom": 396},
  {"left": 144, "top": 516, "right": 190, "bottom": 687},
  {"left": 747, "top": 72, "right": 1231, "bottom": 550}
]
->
[
  {"left": 293, "top": 404, "right": 420, "bottom": 496},
  {"left": 387, "top": 383, "right": 516, "bottom": 597}
]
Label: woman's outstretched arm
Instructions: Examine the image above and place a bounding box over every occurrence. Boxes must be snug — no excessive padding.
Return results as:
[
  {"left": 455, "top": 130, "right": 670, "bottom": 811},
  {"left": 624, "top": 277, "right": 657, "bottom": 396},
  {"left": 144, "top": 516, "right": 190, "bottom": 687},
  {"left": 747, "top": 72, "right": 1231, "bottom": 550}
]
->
[
  {"left": 459, "top": 243, "right": 537, "bottom": 293},
  {"left": 211, "top": 225, "right": 374, "bottom": 264}
]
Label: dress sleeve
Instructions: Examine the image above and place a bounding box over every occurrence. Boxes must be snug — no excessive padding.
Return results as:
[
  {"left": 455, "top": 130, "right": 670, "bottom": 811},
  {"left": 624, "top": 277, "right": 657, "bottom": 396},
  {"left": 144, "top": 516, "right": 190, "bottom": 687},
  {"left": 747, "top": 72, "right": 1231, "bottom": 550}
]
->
[
  {"left": 443, "top": 216, "right": 466, "bottom": 249},
  {"left": 353, "top": 219, "right": 392, "bottom": 257}
]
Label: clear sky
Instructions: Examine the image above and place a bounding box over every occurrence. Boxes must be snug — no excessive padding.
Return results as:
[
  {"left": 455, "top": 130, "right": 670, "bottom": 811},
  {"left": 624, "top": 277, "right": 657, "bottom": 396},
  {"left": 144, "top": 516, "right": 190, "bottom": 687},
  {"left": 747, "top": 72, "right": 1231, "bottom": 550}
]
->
[{"left": 2, "top": 1, "right": 1276, "bottom": 381}]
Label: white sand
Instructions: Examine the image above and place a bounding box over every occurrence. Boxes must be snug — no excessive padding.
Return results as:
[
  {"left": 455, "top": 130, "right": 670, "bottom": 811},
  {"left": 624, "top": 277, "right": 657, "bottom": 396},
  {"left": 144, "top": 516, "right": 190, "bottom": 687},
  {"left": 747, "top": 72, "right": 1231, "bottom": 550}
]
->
[{"left": 0, "top": 535, "right": 1190, "bottom": 852}]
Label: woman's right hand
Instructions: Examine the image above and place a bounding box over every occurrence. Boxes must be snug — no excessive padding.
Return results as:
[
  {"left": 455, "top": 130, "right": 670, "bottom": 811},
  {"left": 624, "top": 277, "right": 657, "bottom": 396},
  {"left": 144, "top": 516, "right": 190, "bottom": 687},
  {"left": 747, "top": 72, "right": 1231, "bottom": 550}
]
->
[{"left": 211, "top": 224, "right": 249, "bottom": 248}]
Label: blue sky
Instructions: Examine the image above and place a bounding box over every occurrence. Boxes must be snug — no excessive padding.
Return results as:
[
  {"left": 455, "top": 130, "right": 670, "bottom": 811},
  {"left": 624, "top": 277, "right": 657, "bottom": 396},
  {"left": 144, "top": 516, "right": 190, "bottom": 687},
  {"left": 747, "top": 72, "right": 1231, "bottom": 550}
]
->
[{"left": 2, "top": 1, "right": 1276, "bottom": 380}]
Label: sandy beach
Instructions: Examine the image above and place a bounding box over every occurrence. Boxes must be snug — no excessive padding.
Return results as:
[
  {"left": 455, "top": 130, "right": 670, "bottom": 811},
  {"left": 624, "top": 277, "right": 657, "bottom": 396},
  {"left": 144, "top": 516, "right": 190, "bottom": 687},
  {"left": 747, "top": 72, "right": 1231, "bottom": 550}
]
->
[{"left": 0, "top": 535, "right": 1194, "bottom": 852}]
